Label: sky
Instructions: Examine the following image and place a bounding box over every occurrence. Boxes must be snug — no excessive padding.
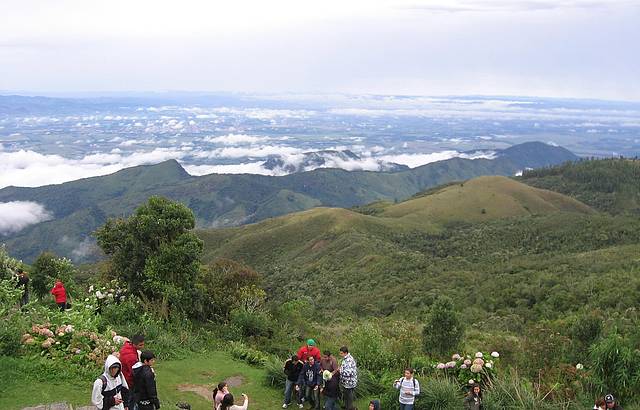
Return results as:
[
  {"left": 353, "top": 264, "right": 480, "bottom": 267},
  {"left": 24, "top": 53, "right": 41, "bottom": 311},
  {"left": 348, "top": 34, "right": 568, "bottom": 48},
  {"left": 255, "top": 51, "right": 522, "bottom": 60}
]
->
[{"left": 1, "top": 0, "right": 639, "bottom": 100}]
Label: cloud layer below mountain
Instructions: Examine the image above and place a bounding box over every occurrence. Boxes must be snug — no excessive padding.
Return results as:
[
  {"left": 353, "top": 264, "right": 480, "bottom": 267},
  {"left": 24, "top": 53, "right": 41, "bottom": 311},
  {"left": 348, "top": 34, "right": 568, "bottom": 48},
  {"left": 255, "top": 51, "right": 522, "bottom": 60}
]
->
[{"left": 0, "top": 201, "right": 52, "bottom": 234}]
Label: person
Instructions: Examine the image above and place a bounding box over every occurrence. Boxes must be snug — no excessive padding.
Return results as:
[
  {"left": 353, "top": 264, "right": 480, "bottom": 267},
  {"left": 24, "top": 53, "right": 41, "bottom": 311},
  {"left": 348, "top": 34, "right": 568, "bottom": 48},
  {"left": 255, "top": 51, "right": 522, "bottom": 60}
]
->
[
  {"left": 283, "top": 355, "right": 304, "bottom": 408},
  {"left": 91, "top": 354, "right": 130, "bottom": 410},
  {"left": 120, "top": 334, "right": 145, "bottom": 407},
  {"left": 319, "top": 351, "right": 338, "bottom": 373},
  {"left": 320, "top": 370, "right": 340, "bottom": 410},
  {"left": 604, "top": 394, "right": 623, "bottom": 410},
  {"left": 463, "top": 383, "right": 482, "bottom": 410},
  {"left": 220, "top": 393, "right": 249, "bottom": 410},
  {"left": 334, "top": 346, "right": 357, "bottom": 410},
  {"left": 394, "top": 368, "right": 420, "bottom": 410},
  {"left": 297, "top": 339, "right": 321, "bottom": 363},
  {"left": 297, "top": 355, "right": 322, "bottom": 410},
  {"left": 594, "top": 398, "right": 605, "bottom": 410},
  {"left": 132, "top": 350, "right": 160, "bottom": 410},
  {"left": 214, "top": 382, "right": 229, "bottom": 410},
  {"left": 368, "top": 400, "right": 380, "bottom": 410},
  {"left": 50, "top": 279, "right": 67, "bottom": 311},
  {"left": 16, "top": 269, "right": 29, "bottom": 307}
]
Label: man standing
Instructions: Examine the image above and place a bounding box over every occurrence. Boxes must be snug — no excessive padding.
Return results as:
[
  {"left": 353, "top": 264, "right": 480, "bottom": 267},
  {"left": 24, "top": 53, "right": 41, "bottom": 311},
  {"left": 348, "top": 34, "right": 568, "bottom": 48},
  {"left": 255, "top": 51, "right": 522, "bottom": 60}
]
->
[
  {"left": 297, "top": 356, "right": 321, "bottom": 410},
  {"left": 16, "top": 269, "right": 29, "bottom": 307},
  {"left": 320, "top": 351, "right": 338, "bottom": 373},
  {"left": 334, "top": 346, "right": 357, "bottom": 410},
  {"left": 604, "top": 394, "right": 623, "bottom": 410},
  {"left": 283, "top": 355, "right": 304, "bottom": 408},
  {"left": 394, "top": 368, "right": 420, "bottom": 410},
  {"left": 297, "top": 339, "right": 321, "bottom": 363},
  {"left": 132, "top": 351, "right": 160, "bottom": 410},
  {"left": 120, "top": 335, "right": 145, "bottom": 396}
]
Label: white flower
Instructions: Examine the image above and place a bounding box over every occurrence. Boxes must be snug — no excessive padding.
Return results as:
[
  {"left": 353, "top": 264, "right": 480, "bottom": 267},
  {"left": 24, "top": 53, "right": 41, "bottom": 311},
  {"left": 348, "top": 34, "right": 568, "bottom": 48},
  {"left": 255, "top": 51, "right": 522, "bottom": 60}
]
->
[
  {"left": 84, "top": 298, "right": 90, "bottom": 302},
  {"left": 470, "top": 364, "right": 483, "bottom": 373},
  {"left": 464, "top": 359, "right": 472, "bottom": 366},
  {"left": 475, "top": 352, "right": 483, "bottom": 358},
  {"left": 446, "top": 361, "right": 457, "bottom": 368},
  {"left": 486, "top": 362, "right": 493, "bottom": 369},
  {"left": 436, "top": 363, "right": 446, "bottom": 369},
  {"left": 452, "top": 353, "right": 461, "bottom": 360},
  {"left": 576, "top": 363, "right": 584, "bottom": 370},
  {"left": 461, "top": 364, "right": 468, "bottom": 369},
  {"left": 96, "top": 290, "right": 105, "bottom": 299},
  {"left": 89, "top": 285, "right": 94, "bottom": 292},
  {"left": 491, "top": 351, "right": 500, "bottom": 358},
  {"left": 468, "top": 379, "right": 475, "bottom": 385},
  {"left": 113, "top": 335, "right": 124, "bottom": 345}
]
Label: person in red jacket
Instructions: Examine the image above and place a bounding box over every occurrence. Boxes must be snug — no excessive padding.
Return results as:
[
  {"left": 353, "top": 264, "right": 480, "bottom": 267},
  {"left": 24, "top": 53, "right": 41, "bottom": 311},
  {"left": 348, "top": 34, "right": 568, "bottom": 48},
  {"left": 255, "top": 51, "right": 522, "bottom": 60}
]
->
[
  {"left": 50, "top": 280, "right": 67, "bottom": 311},
  {"left": 297, "top": 339, "right": 321, "bottom": 362},
  {"left": 119, "top": 334, "right": 145, "bottom": 391}
]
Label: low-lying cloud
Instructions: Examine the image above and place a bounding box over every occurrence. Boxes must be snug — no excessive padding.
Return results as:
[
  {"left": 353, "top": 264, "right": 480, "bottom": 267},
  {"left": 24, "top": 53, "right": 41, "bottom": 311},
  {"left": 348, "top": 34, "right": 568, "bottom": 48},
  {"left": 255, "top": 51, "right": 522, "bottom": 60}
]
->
[{"left": 0, "top": 201, "right": 52, "bottom": 234}]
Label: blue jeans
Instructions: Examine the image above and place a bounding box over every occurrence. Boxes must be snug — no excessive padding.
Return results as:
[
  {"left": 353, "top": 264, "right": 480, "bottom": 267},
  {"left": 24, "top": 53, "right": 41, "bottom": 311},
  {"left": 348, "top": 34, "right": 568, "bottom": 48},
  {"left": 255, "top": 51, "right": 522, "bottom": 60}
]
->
[
  {"left": 284, "top": 379, "right": 301, "bottom": 405},
  {"left": 304, "top": 385, "right": 320, "bottom": 410},
  {"left": 399, "top": 404, "right": 414, "bottom": 410},
  {"left": 324, "top": 397, "right": 338, "bottom": 410}
]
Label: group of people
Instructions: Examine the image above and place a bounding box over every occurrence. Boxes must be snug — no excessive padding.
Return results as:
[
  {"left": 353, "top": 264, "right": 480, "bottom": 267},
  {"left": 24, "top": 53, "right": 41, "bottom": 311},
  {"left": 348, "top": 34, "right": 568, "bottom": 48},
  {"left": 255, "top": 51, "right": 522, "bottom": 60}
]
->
[
  {"left": 282, "top": 340, "right": 358, "bottom": 410},
  {"left": 213, "top": 382, "right": 249, "bottom": 410},
  {"left": 13, "top": 269, "right": 69, "bottom": 311},
  {"left": 594, "top": 394, "right": 624, "bottom": 410},
  {"left": 91, "top": 334, "right": 161, "bottom": 410}
]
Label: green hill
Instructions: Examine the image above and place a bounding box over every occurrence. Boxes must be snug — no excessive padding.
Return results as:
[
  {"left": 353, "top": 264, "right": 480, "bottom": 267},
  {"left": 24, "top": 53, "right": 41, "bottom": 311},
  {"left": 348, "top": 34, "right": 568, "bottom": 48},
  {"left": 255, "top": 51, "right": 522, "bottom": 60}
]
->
[{"left": 0, "top": 142, "right": 577, "bottom": 262}]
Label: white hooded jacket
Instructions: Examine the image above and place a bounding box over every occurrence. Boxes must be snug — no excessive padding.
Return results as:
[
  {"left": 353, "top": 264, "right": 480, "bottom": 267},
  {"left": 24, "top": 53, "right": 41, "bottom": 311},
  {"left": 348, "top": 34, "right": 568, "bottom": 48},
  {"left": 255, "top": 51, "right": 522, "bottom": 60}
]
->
[{"left": 92, "top": 355, "right": 130, "bottom": 410}]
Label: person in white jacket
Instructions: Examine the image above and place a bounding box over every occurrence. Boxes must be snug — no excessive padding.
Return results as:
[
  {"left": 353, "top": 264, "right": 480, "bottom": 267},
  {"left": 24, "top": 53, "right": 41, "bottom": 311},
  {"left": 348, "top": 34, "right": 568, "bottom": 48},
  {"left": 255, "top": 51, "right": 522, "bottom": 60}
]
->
[
  {"left": 393, "top": 368, "right": 420, "bottom": 410},
  {"left": 92, "top": 354, "right": 130, "bottom": 410},
  {"left": 219, "top": 393, "right": 248, "bottom": 410}
]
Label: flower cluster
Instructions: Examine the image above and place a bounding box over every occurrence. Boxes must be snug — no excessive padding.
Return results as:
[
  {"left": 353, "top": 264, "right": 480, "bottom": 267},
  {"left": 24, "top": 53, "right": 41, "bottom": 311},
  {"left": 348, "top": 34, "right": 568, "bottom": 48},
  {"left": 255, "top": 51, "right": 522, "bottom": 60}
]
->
[
  {"left": 86, "top": 280, "right": 128, "bottom": 309},
  {"left": 434, "top": 351, "right": 499, "bottom": 387},
  {"left": 21, "top": 323, "right": 127, "bottom": 366}
]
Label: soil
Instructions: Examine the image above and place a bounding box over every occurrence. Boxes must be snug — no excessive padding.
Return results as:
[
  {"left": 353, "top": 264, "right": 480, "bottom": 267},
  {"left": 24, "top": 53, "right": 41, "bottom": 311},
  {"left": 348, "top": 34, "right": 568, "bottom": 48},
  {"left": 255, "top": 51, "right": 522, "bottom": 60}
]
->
[
  {"left": 177, "top": 384, "right": 214, "bottom": 402},
  {"left": 224, "top": 375, "right": 244, "bottom": 387}
]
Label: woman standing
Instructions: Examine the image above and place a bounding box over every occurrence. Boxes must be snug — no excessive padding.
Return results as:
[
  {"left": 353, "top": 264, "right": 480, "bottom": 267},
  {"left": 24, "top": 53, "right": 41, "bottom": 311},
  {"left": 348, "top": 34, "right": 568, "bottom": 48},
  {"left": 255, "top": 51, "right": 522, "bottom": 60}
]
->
[{"left": 463, "top": 383, "right": 483, "bottom": 410}]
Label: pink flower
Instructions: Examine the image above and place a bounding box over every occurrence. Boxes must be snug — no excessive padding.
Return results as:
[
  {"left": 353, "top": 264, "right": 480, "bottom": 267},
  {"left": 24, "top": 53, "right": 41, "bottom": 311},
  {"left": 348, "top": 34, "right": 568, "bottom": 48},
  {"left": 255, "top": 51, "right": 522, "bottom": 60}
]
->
[
  {"left": 436, "top": 363, "right": 446, "bottom": 369},
  {"left": 470, "top": 364, "right": 483, "bottom": 373},
  {"left": 464, "top": 359, "right": 472, "bottom": 366}
]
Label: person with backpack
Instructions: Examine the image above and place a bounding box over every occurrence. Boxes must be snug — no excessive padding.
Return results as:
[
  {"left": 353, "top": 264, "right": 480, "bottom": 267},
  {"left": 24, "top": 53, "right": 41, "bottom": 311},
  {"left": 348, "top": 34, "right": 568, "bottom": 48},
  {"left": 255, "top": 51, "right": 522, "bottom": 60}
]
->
[
  {"left": 463, "top": 383, "right": 482, "bottom": 410},
  {"left": 320, "top": 370, "right": 340, "bottom": 410},
  {"left": 334, "top": 346, "right": 357, "bottom": 410},
  {"left": 91, "top": 354, "right": 130, "bottom": 410},
  {"left": 132, "top": 350, "right": 160, "bottom": 410},
  {"left": 394, "top": 368, "right": 420, "bottom": 410},
  {"left": 297, "top": 356, "right": 322, "bottom": 410},
  {"left": 283, "top": 355, "right": 304, "bottom": 408},
  {"left": 220, "top": 393, "right": 249, "bottom": 410},
  {"left": 50, "top": 279, "right": 67, "bottom": 311}
]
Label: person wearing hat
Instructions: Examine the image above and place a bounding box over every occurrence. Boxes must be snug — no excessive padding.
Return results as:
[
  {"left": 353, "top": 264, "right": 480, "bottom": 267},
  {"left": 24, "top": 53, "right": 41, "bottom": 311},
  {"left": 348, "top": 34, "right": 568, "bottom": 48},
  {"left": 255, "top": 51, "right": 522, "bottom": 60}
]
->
[
  {"left": 297, "top": 339, "right": 321, "bottom": 363},
  {"left": 320, "top": 369, "right": 340, "bottom": 410},
  {"left": 604, "top": 394, "right": 623, "bottom": 410}
]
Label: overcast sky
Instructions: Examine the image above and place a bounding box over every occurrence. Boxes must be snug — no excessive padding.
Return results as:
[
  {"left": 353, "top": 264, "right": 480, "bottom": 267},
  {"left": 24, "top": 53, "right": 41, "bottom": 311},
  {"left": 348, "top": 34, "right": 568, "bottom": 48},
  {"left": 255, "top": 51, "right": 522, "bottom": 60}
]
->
[{"left": 1, "top": 0, "right": 639, "bottom": 100}]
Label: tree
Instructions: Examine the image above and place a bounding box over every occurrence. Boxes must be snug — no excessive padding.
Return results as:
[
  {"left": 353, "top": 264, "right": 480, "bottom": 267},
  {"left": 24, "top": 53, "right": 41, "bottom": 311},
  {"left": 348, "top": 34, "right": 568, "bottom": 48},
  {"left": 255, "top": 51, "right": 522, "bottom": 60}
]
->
[
  {"left": 422, "top": 296, "right": 464, "bottom": 356},
  {"left": 95, "top": 196, "right": 203, "bottom": 317},
  {"left": 31, "top": 252, "right": 76, "bottom": 299}
]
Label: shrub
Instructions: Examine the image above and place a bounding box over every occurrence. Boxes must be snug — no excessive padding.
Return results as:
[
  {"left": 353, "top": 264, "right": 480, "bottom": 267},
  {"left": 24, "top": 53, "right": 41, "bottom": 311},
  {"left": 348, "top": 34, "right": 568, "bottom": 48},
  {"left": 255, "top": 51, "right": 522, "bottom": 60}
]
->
[
  {"left": 230, "top": 308, "right": 272, "bottom": 338},
  {"left": 264, "top": 355, "right": 287, "bottom": 388},
  {"left": 483, "top": 372, "right": 566, "bottom": 410},
  {"left": 588, "top": 333, "right": 640, "bottom": 403},
  {"left": 422, "top": 296, "right": 464, "bottom": 356},
  {"left": 349, "top": 322, "right": 394, "bottom": 372},
  {"left": 228, "top": 341, "right": 268, "bottom": 366}
]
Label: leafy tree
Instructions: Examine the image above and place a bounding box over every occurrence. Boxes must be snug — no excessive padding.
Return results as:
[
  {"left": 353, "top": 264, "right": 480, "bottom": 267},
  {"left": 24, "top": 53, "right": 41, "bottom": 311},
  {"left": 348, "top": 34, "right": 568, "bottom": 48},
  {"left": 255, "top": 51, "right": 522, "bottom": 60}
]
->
[
  {"left": 31, "top": 252, "right": 76, "bottom": 299},
  {"left": 0, "top": 245, "right": 22, "bottom": 280},
  {"left": 95, "top": 196, "right": 203, "bottom": 317},
  {"left": 422, "top": 296, "right": 464, "bottom": 356}
]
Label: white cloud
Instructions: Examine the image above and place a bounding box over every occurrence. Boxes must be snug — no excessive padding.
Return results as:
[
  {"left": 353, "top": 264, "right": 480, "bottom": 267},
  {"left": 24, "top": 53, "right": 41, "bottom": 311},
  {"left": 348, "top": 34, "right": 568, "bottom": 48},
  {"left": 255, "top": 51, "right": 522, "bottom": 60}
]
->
[
  {"left": 379, "top": 150, "right": 495, "bottom": 168},
  {"left": 193, "top": 145, "right": 304, "bottom": 159},
  {"left": 0, "top": 149, "right": 186, "bottom": 189},
  {"left": 0, "top": 201, "right": 52, "bottom": 234},
  {"left": 183, "top": 162, "right": 275, "bottom": 176},
  {"left": 203, "top": 134, "right": 270, "bottom": 145}
]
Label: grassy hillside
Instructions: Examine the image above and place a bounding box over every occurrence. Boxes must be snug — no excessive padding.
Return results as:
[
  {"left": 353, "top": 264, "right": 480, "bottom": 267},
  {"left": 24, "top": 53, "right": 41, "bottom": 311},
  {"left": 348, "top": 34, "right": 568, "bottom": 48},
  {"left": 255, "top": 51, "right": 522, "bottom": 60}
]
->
[{"left": 0, "top": 142, "right": 578, "bottom": 262}]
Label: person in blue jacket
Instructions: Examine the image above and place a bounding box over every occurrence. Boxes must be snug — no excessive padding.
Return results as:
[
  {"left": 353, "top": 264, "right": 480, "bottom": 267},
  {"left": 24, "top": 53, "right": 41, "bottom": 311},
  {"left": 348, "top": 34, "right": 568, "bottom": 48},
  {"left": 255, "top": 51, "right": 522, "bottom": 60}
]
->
[{"left": 297, "top": 355, "right": 322, "bottom": 410}]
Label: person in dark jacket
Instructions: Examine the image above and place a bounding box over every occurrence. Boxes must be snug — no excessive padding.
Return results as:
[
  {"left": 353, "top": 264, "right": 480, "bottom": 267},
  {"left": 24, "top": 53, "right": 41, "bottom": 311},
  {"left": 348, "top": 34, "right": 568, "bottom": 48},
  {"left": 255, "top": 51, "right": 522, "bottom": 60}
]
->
[
  {"left": 132, "top": 350, "right": 160, "bottom": 410},
  {"left": 605, "top": 394, "right": 623, "bottom": 410},
  {"left": 16, "top": 269, "right": 29, "bottom": 307},
  {"left": 368, "top": 400, "right": 380, "bottom": 410},
  {"left": 463, "top": 383, "right": 483, "bottom": 410},
  {"left": 321, "top": 370, "right": 340, "bottom": 410},
  {"left": 283, "top": 355, "right": 304, "bottom": 408},
  {"left": 297, "top": 356, "right": 321, "bottom": 410}
]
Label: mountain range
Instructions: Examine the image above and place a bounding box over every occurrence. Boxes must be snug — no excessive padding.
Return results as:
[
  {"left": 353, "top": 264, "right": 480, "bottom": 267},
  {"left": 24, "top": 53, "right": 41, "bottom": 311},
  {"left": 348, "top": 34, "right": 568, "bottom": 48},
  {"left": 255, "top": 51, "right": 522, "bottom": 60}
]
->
[{"left": 0, "top": 141, "right": 578, "bottom": 262}]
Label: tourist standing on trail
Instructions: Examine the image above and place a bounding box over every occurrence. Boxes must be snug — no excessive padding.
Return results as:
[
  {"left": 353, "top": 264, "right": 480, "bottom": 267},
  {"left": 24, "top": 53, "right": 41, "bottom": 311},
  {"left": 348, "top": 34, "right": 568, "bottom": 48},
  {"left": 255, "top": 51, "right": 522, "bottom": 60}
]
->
[
  {"left": 120, "top": 334, "right": 145, "bottom": 402},
  {"left": 297, "top": 356, "right": 322, "bottom": 410},
  {"left": 16, "top": 269, "right": 29, "bottom": 307},
  {"left": 92, "top": 354, "right": 130, "bottom": 410},
  {"left": 50, "top": 279, "right": 67, "bottom": 311},
  {"left": 334, "top": 346, "right": 357, "bottom": 410},
  {"left": 220, "top": 393, "right": 249, "bottom": 410},
  {"left": 321, "top": 370, "right": 340, "bottom": 410},
  {"left": 214, "top": 382, "right": 230, "bottom": 410},
  {"left": 283, "top": 355, "right": 304, "bottom": 408},
  {"left": 297, "top": 339, "right": 321, "bottom": 362},
  {"left": 394, "top": 368, "right": 420, "bottom": 410},
  {"left": 463, "top": 383, "right": 482, "bottom": 410},
  {"left": 320, "top": 351, "right": 338, "bottom": 373},
  {"left": 132, "top": 351, "right": 160, "bottom": 410}
]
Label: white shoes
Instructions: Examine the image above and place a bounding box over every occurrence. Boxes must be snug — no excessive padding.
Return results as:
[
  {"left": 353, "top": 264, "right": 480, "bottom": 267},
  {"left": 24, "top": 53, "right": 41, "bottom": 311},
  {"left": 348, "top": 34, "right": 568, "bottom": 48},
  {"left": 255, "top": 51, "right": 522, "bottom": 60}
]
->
[{"left": 282, "top": 404, "right": 288, "bottom": 408}]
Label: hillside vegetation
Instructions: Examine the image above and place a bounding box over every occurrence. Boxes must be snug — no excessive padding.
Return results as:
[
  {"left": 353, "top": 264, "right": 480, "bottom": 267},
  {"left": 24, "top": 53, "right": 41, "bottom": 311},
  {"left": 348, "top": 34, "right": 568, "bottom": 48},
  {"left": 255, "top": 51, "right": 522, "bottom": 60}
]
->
[{"left": 0, "top": 142, "right": 577, "bottom": 262}]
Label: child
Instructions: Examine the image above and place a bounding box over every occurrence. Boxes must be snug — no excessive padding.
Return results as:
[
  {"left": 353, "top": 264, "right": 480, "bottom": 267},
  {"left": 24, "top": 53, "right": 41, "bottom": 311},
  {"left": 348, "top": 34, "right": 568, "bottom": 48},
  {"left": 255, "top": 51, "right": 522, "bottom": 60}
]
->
[
  {"left": 132, "top": 350, "right": 160, "bottom": 410},
  {"left": 91, "top": 355, "right": 130, "bottom": 410}
]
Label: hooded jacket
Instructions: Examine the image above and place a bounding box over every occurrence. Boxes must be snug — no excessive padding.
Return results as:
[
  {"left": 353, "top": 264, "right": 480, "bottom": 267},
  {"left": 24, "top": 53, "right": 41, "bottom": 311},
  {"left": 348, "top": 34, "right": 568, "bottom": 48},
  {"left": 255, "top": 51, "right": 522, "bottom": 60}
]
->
[
  {"left": 50, "top": 281, "right": 67, "bottom": 303},
  {"left": 119, "top": 341, "right": 140, "bottom": 388},
  {"left": 322, "top": 373, "right": 340, "bottom": 399},
  {"left": 133, "top": 361, "right": 160, "bottom": 409},
  {"left": 284, "top": 358, "right": 304, "bottom": 382},
  {"left": 92, "top": 355, "right": 130, "bottom": 410},
  {"left": 297, "top": 361, "right": 321, "bottom": 386}
]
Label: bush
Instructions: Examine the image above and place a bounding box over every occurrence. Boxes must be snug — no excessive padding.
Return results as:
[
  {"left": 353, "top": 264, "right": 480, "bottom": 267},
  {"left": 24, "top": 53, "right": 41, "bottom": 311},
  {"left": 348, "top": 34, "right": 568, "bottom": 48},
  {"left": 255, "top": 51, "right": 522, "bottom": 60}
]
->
[
  {"left": 588, "top": 333, "right": 640, "bottom": 403},
  {"left": 483, "top": 372, "right": 566, "bottom": 410},
  {"left": 422, "top": 296, "right": 464, "bottom": 356},
  {"left": 228, "top": 341, "right": 268, "bottom": 366},
  {"left": 230, "top": 308, "right": 272, "bottom": 338},
  {"left": 264, "top": 355, "right": 287, "bottom": 388},
  {"left": 349, "top": 322, "right": 394, "bottom": 372},
  {"left": 379, "top": 377, "right": 461, "bottom": 410}
]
